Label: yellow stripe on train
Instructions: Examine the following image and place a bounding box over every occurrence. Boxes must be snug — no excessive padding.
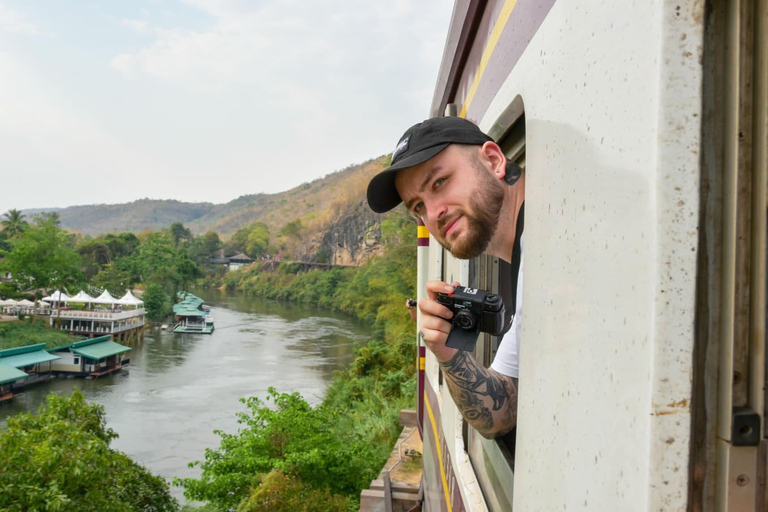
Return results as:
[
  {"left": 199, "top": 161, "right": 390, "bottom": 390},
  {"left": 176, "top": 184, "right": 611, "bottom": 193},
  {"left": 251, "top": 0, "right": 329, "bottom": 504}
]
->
[{"left": 418, "top": 225, "right": 430, "bottom": 238}]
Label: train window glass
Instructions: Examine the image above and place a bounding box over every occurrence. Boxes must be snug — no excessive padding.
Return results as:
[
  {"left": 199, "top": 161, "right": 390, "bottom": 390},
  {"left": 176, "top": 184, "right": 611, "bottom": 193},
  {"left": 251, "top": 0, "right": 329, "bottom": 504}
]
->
[
  {"left": 465, "top": 101, "right": 526, "bottom": 511},
  {"left": 73, "top": 357, "right": 80, "bottom": 365}
]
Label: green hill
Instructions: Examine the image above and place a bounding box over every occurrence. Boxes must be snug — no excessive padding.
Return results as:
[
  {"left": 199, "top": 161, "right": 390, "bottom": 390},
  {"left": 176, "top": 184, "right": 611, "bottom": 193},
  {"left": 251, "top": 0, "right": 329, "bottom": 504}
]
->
[{"left": 23, "top": 155, "right": 397, "bottom": 266}]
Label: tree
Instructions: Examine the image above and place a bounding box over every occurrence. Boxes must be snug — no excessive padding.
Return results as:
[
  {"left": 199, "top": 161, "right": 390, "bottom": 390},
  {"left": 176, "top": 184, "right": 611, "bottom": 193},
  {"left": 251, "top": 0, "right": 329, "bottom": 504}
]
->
[
  {"left": 135, "top": 232, "right": 178, "bottom": 286},
  {"left": 0, "top": 389, "right": 178, "bottom": 511},
  {"left": 169, "top": 222, "right": 193, "bottom": 248},
  {"left": 33, "top": 211, "right": 61, "bottom": 228},
  {"left": 188, "top": 231, "right": 222, "bottom": 266},
  {"left": 176, "top": 255, "right": 204, "bottom": 293},
  {"left": 279, "top": 219, "right": 304, "bottom": 241},
  {"left": 93, "top": 262, "right": 132, "bottom": 297},
  {"left": 142, "top": 282, "right": 169, "bottom": 320},
  {"left": 177, "top": 388, "right": 379, "bottom": 510},
  {"left": 1, "top": 209, "right": 27, "bottom": 238},
  {"left": 0, "top": 218, "right": 83, "bottom": 293},
  {"left": 245, "top": 222, "right": 270, "bottom": 258}
]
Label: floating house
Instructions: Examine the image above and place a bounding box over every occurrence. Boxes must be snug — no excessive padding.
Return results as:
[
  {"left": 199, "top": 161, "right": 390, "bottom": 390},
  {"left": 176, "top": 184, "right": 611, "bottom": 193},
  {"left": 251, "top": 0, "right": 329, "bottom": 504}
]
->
[
  {"left": 50, "top": 335, "right": 130, "bottom": 377},
  {"left": 173, "top": 292, "right": 214, "bottom": 334},
  {"left": 0, "top": 364, "right": 27, "bottom": 402},
  {"left": 0, "top": 343, "right": 61, "bottom": 398},
  {"left": 45, "top": 290, "right": 146, "bottom": 341}
]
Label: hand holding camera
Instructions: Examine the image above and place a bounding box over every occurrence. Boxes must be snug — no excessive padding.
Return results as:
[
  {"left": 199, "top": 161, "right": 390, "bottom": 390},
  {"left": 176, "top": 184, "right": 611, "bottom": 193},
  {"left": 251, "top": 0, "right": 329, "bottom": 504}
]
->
[{"left": 436, "top": 286, "right": 506, "bottom": 351}]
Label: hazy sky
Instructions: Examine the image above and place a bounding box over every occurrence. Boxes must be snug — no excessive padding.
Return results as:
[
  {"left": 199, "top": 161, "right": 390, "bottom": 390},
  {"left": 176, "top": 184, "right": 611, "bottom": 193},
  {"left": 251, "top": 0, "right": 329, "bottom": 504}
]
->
[{"left": 0, "top": 1, "right": 452, "bottom": 214}]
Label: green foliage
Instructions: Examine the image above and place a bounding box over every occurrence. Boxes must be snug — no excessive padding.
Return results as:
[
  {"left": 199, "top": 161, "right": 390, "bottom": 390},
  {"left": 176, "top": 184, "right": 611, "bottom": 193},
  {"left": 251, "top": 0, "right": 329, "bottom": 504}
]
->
[
  {"left": 169, "top": 222, "right": 194, "bottom": 248},
  {"left": 0, "top": 389, "right": 178, "bottom": 511},
  {"left": 278, "top": 219, "right": 303, "bottom": 240},
  {"left": 1, "top": 209, "right": 28, "bottom": 238},
  {"left": 226, "top": 222, "right": 271, "bottom": 258},
  {"left": 177, "top": 389, "right": 383, "bottom": 511},
  {"left": 142, "top": 282, "right": 170, "bottom": 321},
  {"left": 188, "top": 231, "right": 222, "bottom": 266},
  {"left": 0, "top": 217, "right": 84, "bottom": 293},
  {"left": 0, "top": 317, "right": 78, "bottom": 350},
  {"left": 77, "top": 233, "right": 140, "bottom": 279},
  {"left": 185, "top": 214, "right": 419, "bottom": 510},
  {"left": 93, "top": 262, "right": 132, "bottom": 297},
  {"left": 237, "top": 470, "right": 350, "bottom": 512},
  {"left": 245, "top": 223, "right": 270, "bottom": 258}
]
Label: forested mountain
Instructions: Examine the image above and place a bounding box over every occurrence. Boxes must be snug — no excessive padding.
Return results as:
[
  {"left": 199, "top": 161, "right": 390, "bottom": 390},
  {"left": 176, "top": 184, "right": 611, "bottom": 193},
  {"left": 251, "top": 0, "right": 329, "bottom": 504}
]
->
[
  {"left": 25, "top": 156, "right": 388, "bottom": 238},
  {"left": 21, "top": 156, "right": 397, "bottom": 266}
]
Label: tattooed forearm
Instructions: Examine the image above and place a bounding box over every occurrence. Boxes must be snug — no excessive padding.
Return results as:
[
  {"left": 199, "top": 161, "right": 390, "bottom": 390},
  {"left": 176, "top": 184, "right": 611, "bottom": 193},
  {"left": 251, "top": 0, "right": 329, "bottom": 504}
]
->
[{"left": 439, "top": 350, "right": 518, "bottom": 438}]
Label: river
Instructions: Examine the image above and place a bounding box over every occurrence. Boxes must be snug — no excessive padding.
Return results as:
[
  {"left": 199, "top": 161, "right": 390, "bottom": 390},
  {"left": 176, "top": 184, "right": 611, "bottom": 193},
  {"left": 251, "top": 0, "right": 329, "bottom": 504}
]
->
[{"left": 0, "top": 289, "right": 371, "bottom": 502}]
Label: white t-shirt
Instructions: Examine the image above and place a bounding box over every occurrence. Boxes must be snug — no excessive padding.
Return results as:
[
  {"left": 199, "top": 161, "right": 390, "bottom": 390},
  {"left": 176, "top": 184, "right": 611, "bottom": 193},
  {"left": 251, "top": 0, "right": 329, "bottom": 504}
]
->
[{"left": 490, "top": 234, "right": 523, "bottom": 378}]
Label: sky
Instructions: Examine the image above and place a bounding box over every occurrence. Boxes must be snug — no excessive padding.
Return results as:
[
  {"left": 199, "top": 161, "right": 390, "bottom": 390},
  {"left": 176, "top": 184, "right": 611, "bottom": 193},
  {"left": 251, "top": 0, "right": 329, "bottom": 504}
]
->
[{"left": 0, "top": 1, "right": 453, "bottom": 214}]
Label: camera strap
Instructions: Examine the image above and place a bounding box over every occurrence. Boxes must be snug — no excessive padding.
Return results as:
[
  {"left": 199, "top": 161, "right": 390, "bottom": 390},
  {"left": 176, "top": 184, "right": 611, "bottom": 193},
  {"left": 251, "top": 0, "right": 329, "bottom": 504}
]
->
[{"left": 500, "top": 202, "right": 524, "bottom": 336}]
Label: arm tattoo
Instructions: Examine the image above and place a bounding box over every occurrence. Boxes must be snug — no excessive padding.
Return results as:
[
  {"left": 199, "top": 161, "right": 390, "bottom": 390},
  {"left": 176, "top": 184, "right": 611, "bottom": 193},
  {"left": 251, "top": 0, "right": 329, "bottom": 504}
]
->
[{"left": 439, "top": 350, "right": 518, "bottom": 437}]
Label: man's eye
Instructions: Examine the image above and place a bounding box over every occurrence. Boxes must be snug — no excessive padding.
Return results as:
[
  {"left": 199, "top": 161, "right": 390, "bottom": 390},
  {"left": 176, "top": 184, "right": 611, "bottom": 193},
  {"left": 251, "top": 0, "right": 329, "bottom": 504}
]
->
[
  {"left": 413, "top": 202, "right": 424, "bottom": 214},
  {"left": 434, "top": 178, "right": 446, "bottom": 188}
]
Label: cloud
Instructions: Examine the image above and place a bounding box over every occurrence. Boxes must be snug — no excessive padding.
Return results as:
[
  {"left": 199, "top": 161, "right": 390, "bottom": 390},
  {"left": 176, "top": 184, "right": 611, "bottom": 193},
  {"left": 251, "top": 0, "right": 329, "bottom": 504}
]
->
[
  {"left": 120, "top": 18, "right": 149, "bottom": 34},
  {"left": 0, "top": 3, "right": 43, "bottom": 35},
  {"left": 110, "top": 1, "right": 446, "bottom": 97}
]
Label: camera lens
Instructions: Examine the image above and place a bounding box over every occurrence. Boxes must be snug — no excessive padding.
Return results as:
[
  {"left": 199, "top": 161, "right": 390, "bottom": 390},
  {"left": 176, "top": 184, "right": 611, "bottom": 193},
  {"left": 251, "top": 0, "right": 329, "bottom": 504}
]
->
[{"left": 454, "top": 310, "right": 476, "bottom": 330}]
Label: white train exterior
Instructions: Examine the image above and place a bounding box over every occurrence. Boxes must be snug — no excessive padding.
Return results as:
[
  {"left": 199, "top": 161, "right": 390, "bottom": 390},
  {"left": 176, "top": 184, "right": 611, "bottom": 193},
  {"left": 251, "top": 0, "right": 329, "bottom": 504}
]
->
[{"left": 416, "top": 0, "right": 767, "bottom": 510}]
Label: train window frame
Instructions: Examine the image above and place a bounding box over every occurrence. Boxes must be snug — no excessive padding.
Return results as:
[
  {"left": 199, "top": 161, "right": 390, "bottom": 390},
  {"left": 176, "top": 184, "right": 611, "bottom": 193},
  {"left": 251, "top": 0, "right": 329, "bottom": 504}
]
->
[{"left": 464, "top": 95, "right": 526, "bottom": 512}]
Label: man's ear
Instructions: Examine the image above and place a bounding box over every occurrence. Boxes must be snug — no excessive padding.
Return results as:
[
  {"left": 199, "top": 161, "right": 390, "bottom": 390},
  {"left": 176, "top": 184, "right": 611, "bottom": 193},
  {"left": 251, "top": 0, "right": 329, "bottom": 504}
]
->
[{"left": 480, "top": 141, "right": 507, "bottom": 179}]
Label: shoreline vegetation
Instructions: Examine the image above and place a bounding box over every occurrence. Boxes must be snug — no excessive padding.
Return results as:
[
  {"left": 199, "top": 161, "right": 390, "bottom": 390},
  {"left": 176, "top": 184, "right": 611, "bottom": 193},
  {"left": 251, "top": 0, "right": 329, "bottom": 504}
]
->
[
  {"left": 0, "top": 208, "right": 418, "bottom": 511},
  {"left": 176, "top": 213, "right": 417, "bottom": 511}
]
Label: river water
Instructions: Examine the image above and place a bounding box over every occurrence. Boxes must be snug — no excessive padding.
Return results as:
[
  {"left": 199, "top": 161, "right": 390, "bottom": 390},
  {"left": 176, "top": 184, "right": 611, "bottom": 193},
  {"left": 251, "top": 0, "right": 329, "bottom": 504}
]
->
[{"left": 0, "top": 289, "right": 371, "bottom": 502}]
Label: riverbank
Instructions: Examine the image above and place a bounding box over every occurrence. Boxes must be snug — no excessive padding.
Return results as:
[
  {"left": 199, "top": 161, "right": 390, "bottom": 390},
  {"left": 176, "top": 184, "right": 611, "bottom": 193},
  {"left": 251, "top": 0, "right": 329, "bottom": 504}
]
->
[
  {"left": 178, "top": 220, "right": 418, "bottom": 509},
  {"left": 1, "top": 292, "right": 369, "bottom": 506}
]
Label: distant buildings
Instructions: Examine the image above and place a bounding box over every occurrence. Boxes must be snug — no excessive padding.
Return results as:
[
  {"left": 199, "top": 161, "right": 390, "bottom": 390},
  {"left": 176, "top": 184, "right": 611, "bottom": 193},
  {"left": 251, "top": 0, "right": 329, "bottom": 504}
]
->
[{"left": 211, "top": 250, "right": 254, "bottom": 271}]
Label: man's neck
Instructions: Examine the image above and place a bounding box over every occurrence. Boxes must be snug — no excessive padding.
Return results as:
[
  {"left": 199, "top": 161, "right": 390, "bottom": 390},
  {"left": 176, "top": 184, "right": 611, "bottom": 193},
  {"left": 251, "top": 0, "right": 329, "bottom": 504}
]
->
[{"left": 487, "top": 173, "right": 525, "bottom": 263}]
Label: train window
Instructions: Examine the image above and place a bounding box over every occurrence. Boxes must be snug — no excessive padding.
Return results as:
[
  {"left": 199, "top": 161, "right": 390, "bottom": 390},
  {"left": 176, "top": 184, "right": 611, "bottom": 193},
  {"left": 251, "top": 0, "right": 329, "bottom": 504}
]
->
[{"left": 465, "top": 97, "right": 526, "bottom": 511}]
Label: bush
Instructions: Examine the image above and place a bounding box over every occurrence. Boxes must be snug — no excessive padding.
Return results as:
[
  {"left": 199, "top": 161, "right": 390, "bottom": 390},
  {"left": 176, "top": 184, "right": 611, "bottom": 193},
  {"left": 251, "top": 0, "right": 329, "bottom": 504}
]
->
[
  {"left": 143, "top": 282, "right": 169, "bottom": 321},
  {"left": 0, "top": 390, "right": 177, "bottom": 511}
]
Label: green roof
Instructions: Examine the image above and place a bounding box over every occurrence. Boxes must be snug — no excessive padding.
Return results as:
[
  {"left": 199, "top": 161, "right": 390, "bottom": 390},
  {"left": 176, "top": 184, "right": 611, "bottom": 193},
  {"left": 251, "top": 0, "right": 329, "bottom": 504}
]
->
[
  {"left": 173, "top": 300, "right": 203, "bottom": 313},
  {"left": 0, "top": 349, "right": 60, "bottom": 368},
  {"left": 0, "top": 364, "right": 28, "bottom": 385},
  {"left": 51, "top": 335, "right": 112, "bottom": 352},
  {"left": 0, "top": 343, "right": 47, "bottom": 358},
  {"left": 71, "top": 340, "right": 130, "bottom": 360},
  {"left": 175, "top": 308, "right": 205, "bottom": 317}
]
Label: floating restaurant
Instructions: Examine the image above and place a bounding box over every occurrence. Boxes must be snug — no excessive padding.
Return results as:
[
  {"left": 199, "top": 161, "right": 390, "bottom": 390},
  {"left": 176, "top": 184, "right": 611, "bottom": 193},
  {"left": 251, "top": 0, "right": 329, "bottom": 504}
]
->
[
  {"left": 173, "top": 292, "right": 214, "bottom": 334},
  {"left": 49, "top": 335, "right": 131, "bottom": 377},
  {"left": 45, "top": 289, "right": 146, "bottom": 341}
]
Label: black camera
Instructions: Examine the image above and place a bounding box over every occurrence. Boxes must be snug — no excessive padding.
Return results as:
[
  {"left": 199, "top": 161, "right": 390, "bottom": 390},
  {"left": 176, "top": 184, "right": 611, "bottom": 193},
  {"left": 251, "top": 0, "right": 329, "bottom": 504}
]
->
[{"left": 436, "top": 286, "right": 506, "bottom": 351}]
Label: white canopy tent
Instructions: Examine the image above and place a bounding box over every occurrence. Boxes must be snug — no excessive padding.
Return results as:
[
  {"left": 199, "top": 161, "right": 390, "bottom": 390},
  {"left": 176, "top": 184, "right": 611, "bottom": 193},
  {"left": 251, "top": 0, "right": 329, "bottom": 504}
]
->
[
  {"left": 117, "top": 291, "right": 144, "bottom": 307},
  {"left": 42, "top": 290, "right": 70, "bottom": 303},
  {"left": 0, "top": 299, "right": 17, "bottom": 306},
  {"left": 69, "top": 291, "right": 95, "bottom": 303},
  {"left": 92, "top": 290, "right": 118, "bottom": 304},
  {"left": 16, "top": 299, "right": 35, "bottom": 307}
]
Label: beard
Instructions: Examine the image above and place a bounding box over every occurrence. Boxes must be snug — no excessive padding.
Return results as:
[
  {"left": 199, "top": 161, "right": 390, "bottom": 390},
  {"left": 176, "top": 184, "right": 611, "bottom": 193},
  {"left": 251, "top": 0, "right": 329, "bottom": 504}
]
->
[{"left": 438, "top": 164, "right": 505, "bottom": 259}]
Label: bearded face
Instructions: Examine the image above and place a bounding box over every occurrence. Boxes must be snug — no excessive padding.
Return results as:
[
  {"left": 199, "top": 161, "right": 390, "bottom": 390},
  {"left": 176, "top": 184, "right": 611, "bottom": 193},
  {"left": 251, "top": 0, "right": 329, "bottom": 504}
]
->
[{"left": 436, "top": 155, "right": 505, "bottom": 259}]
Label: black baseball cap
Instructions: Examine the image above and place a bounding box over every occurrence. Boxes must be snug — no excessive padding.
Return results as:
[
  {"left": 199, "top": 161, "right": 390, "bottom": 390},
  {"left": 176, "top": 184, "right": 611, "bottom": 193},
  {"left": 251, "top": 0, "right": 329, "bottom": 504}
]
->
[{"left": 366, "top": 117, "right": 493, "bottom": 213}]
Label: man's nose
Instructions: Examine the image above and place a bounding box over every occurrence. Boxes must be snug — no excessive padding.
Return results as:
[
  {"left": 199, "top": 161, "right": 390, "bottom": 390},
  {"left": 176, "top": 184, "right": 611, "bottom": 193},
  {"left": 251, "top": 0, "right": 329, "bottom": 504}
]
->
[{"left": 425, "top": 201, "right": 447, "bottom": 225}]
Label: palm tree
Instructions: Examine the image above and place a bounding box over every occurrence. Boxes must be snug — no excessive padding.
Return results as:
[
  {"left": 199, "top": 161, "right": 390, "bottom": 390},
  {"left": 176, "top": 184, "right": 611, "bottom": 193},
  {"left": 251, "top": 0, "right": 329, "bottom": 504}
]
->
[{"left": 1, "top": 209, "right": 27, "bottom": 238}]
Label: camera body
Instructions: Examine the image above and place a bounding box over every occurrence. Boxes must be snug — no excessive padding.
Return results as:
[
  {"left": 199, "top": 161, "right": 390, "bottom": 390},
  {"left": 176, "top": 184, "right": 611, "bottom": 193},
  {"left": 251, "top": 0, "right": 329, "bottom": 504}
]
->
[{"left": 436, "top": 286, "right": 506, "bottom": 350}]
